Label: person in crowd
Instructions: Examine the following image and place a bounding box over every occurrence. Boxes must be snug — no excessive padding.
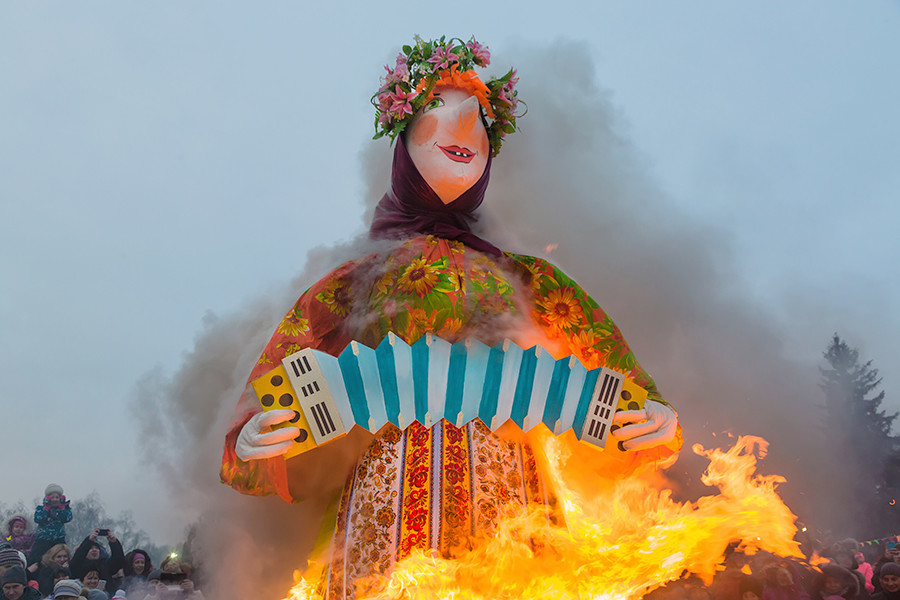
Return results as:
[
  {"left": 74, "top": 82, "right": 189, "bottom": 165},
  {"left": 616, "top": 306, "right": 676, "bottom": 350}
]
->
[
  {"left": 42, "top": 565, "right": 70, "bottom": 599},
  {"left": 763, "top": 565, "right": 811, "bottom": 600},
  {"left": 110, "top": 591, "right": 127, "bottom": 600},
  {"left": 871, "top": 563, "right": 900, "bottom": 600},
  {"left": 1, "top": 566, "right": 41, "bottom": 600},
  {"left": 741, "top": 576, "right": 765, "bottom": 600},
  {"left": 810, "top": 564, "right": 861, "bottom": 600},
  {"left": 78, "top": 563, "right": 103, "bottom": 592},
  {"left": 69, "top": 531, "right": 123, "bottom": 592},
  {"left": 4, "top": 520, "right": 33, "bottom": 560},
  {"left": 124, "top": 569, "right": 157, "bottom": 600},
  {"left": 873, "top": 546, "right": 900, "bottom": 594},
  {"left": 119, "top": 550, "right": 152, "bottom": 595},
  {"left": 856, "top": 552, "right": 877, "bottom": 595},
  {"left": 831, "top": 549, "right": 869, "bottom": 599},
  {"left": 155, "top": 558, "right": 180, "bottom": 577},
  {"left": 137, "top": 568, "right": 203, "bottom": 600},
  {"left": 26, "top": 544, "right": 70, "bottom": 597},
  {"left": 49, "top": 579, "right": 82, "bottom": 600},
  {"left": 28, "top": 486, "right": 72, "bottom": 567},
  {"left": 0, "top": 543, "right": 27, "bottom": 579}
]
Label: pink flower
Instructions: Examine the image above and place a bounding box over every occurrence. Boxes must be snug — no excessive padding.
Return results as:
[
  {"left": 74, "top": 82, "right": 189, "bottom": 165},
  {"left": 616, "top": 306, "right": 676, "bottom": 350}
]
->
[
  {"left": 379, "top": 54, "right": 411, "bottom": 91},
  {"left": 467, "top": 40, "right": 491, "bottom": 66},
  {"left": 427, "top": 45, "right": 458, "bottom": 72},
  {"left": 393, "top": 53, "right": 409, "bottom": 80},
  {"left": 387, "top": 85, "right": 417, "bottom": 118},
  {"left": 503, "top": 69, "right": 519, "bottom": 92}
]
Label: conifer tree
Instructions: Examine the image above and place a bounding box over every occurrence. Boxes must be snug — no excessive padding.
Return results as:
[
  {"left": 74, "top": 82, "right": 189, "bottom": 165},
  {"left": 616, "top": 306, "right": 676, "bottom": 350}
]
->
[{"left": 819, "top": 334, "right": 899, "bottom": 538}]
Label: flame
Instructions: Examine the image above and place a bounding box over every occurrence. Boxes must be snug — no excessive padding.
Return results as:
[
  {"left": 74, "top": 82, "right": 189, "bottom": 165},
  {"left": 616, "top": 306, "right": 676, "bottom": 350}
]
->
[{"left": 285, "top": 434, "right": 801, "bottom": 600}]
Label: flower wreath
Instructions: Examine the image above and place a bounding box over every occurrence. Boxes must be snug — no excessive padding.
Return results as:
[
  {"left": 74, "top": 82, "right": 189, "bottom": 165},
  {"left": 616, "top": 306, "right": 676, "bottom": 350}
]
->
[{"left": 372, "top": 36, "right": 522, "bottom": 157}]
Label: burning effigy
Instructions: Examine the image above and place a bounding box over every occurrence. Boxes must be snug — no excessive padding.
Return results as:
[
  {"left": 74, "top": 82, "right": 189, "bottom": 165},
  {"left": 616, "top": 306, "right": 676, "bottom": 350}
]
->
[{"left": 220, "top": 36, "right": 802, "bottom": 599}]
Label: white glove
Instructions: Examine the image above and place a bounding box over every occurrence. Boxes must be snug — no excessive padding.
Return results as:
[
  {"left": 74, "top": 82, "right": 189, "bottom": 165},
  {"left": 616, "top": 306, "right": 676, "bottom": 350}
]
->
[
  {"left": 235, "top": 410, "right": 300, "bottom": 461},
  {"left": 611, "top": 400, "right": 678, "bottom": 451}
]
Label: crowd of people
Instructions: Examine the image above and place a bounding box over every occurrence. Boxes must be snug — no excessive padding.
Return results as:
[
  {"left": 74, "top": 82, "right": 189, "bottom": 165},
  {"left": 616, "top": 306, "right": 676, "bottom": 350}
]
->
[
  {"left": 0, "top": 485, "right": 203, "bottom": 600},
  {"left": 645, "top": 539, "right": 900, "bottom": 600},
  {"left": 2, "top": 484, "right": 898, "bottom": 599}
]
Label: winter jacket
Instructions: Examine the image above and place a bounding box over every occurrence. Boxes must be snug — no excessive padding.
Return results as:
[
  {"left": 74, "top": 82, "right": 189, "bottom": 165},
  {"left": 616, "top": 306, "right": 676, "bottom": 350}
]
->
[
  {"left": 69, "top": 538, "right": 124, "bottom": 583},
  {"left": 5, "top": 517, "right": 35, "bottom": 556},
  {"left": 0, "top": 585, "right": 42, "bottom": 600},
  {"left": 32, "top": 500, "right": 72, "bottom": 543}
]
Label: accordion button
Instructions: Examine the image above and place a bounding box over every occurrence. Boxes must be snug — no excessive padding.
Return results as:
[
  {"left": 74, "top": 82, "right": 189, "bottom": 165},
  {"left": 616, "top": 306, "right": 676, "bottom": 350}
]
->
[
  {"left": 279, "top": 393, "right": 294, "bottom": 407},
  {"left": 260, "top": 394, "right": 275, "bottom": 408},
  {"left": 271, "top": 375, "right": 284, "bottom": 387},
  {"left": 295, "top": 429, "right": 309, "bottom": 443},
  {"left": 290, "top": 411, "right": 302, "bottom": 423}
]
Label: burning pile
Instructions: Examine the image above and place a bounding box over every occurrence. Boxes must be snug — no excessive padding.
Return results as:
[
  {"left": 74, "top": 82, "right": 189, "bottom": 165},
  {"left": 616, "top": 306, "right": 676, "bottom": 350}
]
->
[{"left": 286, "top": 434, "right": 802, "bottom": 600}]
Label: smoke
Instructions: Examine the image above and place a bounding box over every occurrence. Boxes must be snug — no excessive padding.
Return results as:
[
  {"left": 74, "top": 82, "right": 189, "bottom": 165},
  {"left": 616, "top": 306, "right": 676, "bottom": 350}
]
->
[
  {"left": 472, "top": 40, "right": 830, "bottom": 528},
  {"left": 133, "top": 39, "right": 841, "bottom": 599}
]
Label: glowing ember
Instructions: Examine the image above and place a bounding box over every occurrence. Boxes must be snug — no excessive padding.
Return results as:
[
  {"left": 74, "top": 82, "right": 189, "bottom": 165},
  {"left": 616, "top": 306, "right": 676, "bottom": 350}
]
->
[{"left": 285, "top": 434, "right": 801, "bottom": 600}]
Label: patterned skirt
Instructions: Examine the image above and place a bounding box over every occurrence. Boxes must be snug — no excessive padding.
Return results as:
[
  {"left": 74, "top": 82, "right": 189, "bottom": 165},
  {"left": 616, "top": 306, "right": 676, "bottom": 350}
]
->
[{"left": 319, "top": 420, "right": 558, "bottom": 599}]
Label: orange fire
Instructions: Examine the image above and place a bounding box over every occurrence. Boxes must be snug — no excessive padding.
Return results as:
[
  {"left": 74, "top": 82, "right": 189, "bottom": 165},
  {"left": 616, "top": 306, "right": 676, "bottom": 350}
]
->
[{"left": 286, "top": 433, "right": 801, "bottom": 600}]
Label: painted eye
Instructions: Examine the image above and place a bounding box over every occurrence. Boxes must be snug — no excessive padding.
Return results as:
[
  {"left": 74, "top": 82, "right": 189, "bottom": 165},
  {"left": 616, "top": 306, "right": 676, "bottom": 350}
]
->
[{"left": 425, "top": 97, "right": 444, "bottom": 111}]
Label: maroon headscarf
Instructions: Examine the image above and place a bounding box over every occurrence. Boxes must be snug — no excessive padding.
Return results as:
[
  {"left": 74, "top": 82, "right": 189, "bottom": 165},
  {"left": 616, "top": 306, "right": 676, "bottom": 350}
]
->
[{"left": 369, "top": 135, "right": 501, "bottom": 256}]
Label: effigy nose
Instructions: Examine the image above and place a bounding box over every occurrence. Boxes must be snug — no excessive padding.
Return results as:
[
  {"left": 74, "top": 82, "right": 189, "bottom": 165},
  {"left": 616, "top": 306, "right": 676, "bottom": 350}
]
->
[{"left": 452, "top": 96, "right": 481, "bottom": 136}]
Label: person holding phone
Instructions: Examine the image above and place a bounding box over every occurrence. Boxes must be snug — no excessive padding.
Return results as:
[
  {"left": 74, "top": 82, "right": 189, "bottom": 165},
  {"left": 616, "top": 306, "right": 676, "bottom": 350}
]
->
[{"left": 70, "top": 529, "right": 124, "bottom": 593}]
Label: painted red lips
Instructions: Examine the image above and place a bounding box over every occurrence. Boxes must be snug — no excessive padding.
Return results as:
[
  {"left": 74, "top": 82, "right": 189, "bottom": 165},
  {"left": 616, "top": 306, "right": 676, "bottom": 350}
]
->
[{"left": 438, "top": 145, "right": 475, "bottom": 163}]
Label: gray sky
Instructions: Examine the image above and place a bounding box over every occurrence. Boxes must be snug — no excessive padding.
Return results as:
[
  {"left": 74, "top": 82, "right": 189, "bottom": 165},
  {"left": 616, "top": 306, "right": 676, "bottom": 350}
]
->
[{"left": 2, "top": 1, "right": 898, "bottom": 546}]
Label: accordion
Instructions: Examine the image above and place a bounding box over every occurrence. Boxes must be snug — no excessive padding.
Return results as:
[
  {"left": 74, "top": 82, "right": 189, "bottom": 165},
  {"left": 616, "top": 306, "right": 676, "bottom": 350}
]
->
[{"left": 251, "top": 332, "right": 647, "bottom": 459}]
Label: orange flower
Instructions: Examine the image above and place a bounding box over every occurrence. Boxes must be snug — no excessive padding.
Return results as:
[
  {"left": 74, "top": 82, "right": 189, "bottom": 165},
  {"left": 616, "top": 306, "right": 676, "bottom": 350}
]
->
[
  {"left": 539, "top": 287, "right": 584, "bottom": 330},
  {"left": 440, "top": 317, "right": 464, "bottom": 337},
  {"left": 397, "top": 257, "right": 441, "bottom": 297},
  {"left": 417, "top": 64, "right": 495, "bottom": 119},
  {"left": 408, "top": 308, "right": 436, "bottom": 335},
  {"left": 572, "top": 330, "right": 600, "bottom": 368}
]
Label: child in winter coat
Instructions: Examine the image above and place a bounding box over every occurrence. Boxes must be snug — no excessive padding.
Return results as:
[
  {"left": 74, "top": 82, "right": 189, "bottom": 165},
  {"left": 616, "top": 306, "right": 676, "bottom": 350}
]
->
[
  {"left": 27, "top": 485, "right": 72, "bottom": 567},
  {"left": 3, "top": 519, "right": 33, "bottom": 559}
]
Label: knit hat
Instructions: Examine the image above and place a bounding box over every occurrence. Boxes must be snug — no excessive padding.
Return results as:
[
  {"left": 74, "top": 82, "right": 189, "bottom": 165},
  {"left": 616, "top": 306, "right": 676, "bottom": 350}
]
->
[
  {"left": 53, "top": 579, "right": 83, "bottom": 598},
  {"left": 44, "top": 483, "right": 64, "bottom": 496},
  {"left": 0, "top": 546, "right": 23, "bottom": 568},
  {"left": 87, "top": 589, "right": 109, "bottom": 600},
  {"left": 111, "top": 591, "right": 128, "bottom": 599},
  {"left": 882, "top": 562, "right": 900, "bottom": 577},
  {"left": 0, "top": 565, "right": 27, "bottom": 586}
]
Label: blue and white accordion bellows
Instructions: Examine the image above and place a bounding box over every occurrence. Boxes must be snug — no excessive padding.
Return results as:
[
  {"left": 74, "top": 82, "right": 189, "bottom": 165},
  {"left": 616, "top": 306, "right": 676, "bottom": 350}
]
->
[{"left": 252, "top": 332, "right": 647, "bottom": 458}]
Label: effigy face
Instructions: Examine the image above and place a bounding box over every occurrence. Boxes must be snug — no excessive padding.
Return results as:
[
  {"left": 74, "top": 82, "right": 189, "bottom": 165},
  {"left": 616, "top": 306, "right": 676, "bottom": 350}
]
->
[{"left": 406, "top": 86, "right": 490, "bottom": 204}]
